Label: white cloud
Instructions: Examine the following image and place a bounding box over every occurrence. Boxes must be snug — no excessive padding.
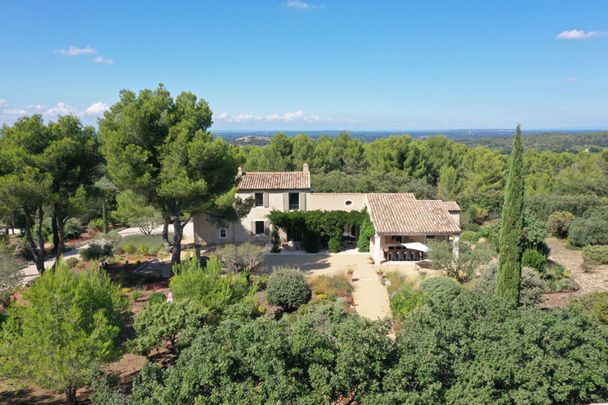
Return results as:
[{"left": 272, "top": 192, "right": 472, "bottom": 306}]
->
[
  {"left": 82, "top": 102, "right": 110, "bottom": 116},
  {"left": 4, "top": 108, "right": 28, "bottom": 116},
  {"left": 567, "top": 77, "right": 578, "bottom": 82},
  {"left": 44, "top": 102, "right": 78, "bottom": 118},
  {"left": 56, "top": 45, "right": 97, "bottom": 56},
  {"left": 556, "top": 29, "right": 607, "bottom": 40},
  {"left": 284, "top": 0, "right": 325, "bottom": 10},
  {"left": 91, "top": 55, "right": 114, "bottom": 65},
  {"left": 218, "top": 110, "right": 322, "bottom": 123},
  {"left": 55, "top": 45, "right": 114, "bottom": 64},
  {"left": 1, "top": 101, "right": 110, "bottom": 123},
  {"left": 0, "top": 99, "right": 8, "bottom": 107}
]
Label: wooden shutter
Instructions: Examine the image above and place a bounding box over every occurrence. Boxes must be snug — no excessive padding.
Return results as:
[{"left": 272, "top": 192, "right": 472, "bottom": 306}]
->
[
  {"left": 263, "top": 192, "right": 269, "bottom": 208},
  {"left": 299, "top": 192, "right": 306, "bottom": 211},
  {"left": 283, "top": 192, "right": 289, "bottom": 211},
  {"left": 264, "top": 221, "right": 270, "bottom": 235}
]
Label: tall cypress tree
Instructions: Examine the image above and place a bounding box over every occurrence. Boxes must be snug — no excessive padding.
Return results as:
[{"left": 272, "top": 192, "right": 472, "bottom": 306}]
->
[{"left": 496, "top": 125, "right": 525, "bottom": 305}]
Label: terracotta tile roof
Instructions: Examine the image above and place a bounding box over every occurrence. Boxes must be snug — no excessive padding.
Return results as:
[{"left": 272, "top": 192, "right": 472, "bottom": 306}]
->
[
  {"left": 366, "top": 193, "right": 461, "bottom": 235},
  {"left": 237, "top": 171, "right": 311, "bottom": 190},
  {"left": 443, "top": 201, "right": 461, "bottom": 212}
]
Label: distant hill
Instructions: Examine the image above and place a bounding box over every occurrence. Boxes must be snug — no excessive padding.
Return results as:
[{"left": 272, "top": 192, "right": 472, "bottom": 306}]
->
[{"left": 215, "top": 129, "right": 608, "bottom": 152}]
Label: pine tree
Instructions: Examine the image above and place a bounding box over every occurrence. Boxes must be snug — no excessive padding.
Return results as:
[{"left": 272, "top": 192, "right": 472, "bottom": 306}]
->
[{"left": 496, "top": 125, "right": 525, "bottom": 305}]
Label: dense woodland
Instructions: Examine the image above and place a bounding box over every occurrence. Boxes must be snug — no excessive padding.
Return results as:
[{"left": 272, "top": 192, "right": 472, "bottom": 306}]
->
[
  {"left": 240, "top": 131, "right": 608, "bottom": 226},
  {"left": 1, "top": 87, "right": 607, "bottom": 404}
]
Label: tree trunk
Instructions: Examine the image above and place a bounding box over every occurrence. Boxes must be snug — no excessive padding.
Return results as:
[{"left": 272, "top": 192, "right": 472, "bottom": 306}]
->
[
  {"left": 23, "top": 206, "right": 46, "bottom": 274},
  {"left": 64, "top": 386, "right": 77, "bottom": 404},
  {"left": 54, "top": 204, "right": 66, "bottom": 265},
  {"left": 35, "top": 206, "right": 46, "bottom": 271},
  {"left": 171, "top": 215, "right": 183, "bottom": 265},
  {"left": 101, "top": 199, "right": 108, "bottom": 234},
  {"left": 162, "top": 217, "right": 171, "bottom": 252},
  {"left": 51, "top": 209, "right": 59, "bottom": 255}
]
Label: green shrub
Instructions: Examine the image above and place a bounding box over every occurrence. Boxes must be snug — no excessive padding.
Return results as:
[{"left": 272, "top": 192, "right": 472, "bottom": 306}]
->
[
  {"left": 79, "top": 243, "right": 113, "bottom": 261},
  {"left": 546, "top": 211, "right": 575, "bottom": 238},
  {"left": 474, "top": 263, "right": 546, "bottom": 307},
  {"left": 460, "top": 230, "right": 480, "bottom": 243},
  {"left": 552, "top": 277, "right": 578, "bottom": 292},
  {"left": 88, "top": 218, "right": 105, "bottom": 233},
  {"left": 390, "top": 283, "right": 425, "bottom": 321},
  {"left": 461, "top": 222, "right": 480, "bottom": 232},
  {"left": 582, "top": 245, "right": 608, "bottom": 265},
  {"left": 216, "top": 242, "right": 264, "bottom": 273},
  {"left": 131, "top": 290, "right": 144, "bottom": 302},
  {"left": 271, "top": 227, "right": 281, "bottom": 253},
  {"left": 466, "top": 204, "right": 488, "bottom": 225},
  {"left": 148, "top": 291, "right": 167, "bottom": 305},
  {"left": 328, "top": 236, "right": 341, "bottom": 253},
  {"left": 130, "top": 300, "right": 204, "bottom": 355},
  {"left": 357, "top": 217, "right": 375, "bottom": 252},
  {"left": 0, "top": 252, "right": 20, "bottom": 306},
  {"left": 0, "top": 263, "right": 128, "bottom": 403},
  {"left": 122, "top": 243, "right": 136, "bottom": 254},
  {"left": 90, "top": 371, "right": 127, "bottom": 405},
  {"left": 419, "top": 276, "right": 462, "bottom": 303},
  {"left": 522, "top": 248, "right": 547, "bottom": 273},
  {"left": 64, "top": 218, "right": 83, "bottom": 240},
  {"left": 136, "top": 244, "right": 149, "bottom": 256},
  {"left": 568, "top": 206, "right": 608, "bottom": 247},
  {"left": 573, "top": 292, "right": 608, "bottom": 325},
  {"left": 65, "top": 257, "right": 79, "bottom": 268},
  {"left": 266, "top": 267, "right": 311, "bottom": 311},
  {"left": 369, "top": 291, "right": 608, "bottom": 404},
  {"left": 170, "top": 257, "right": 252, "bottom": 316}
]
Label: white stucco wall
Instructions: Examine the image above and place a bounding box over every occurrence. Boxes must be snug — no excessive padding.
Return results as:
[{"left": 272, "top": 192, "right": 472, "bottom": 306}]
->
[
  {"left": 306, "top": 193, "right": 367, "bottom": 212},
  {"left": 193, "top": 190, "right": 308, "bottom": 245}
]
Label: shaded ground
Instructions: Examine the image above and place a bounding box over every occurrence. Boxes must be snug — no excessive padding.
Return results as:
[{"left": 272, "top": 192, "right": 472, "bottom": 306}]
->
[{"left": 542, "top": 239, "right": 608, "bottom": 307}]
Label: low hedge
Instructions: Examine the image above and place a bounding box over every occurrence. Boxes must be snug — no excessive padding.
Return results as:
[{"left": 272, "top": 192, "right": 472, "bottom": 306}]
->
[{"left": 582, "top": 245, "right": 608, "bottom": 265}]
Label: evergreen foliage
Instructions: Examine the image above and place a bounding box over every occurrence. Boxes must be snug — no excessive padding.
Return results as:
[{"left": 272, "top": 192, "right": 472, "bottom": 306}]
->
[
  {"left": 266, "top": 267, "right": 311, "bottom": 311},
  {"left": 496, "top": 126, "right": 525, "bottom": 305},
  {"left": 268, "top": 209, "right": 369, "bottom": 253},
  {"left": 98, "top": 85, "right": 242, "bottom": 264},
  {"left": 0, "top": 262, "right": 128, "bottom": 404},
  {"left": 169, "top": 256, "right": 254, "bottom": 316}
]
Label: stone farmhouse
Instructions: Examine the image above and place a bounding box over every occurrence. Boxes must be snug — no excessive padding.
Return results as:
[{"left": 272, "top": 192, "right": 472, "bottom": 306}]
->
[{"left": 193, "top": 164, "right": 461, "bottom": 264}]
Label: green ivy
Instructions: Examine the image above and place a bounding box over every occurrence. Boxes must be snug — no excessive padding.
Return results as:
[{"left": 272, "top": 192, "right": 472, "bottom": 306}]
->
[{"left": 268, "top": 209, "right": 370, "bottom": 253}]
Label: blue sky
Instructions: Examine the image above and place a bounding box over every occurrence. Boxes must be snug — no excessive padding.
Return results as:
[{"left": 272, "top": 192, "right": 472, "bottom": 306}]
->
[{"left": 1, "top": 0, "right": 607, "bottom": 130}]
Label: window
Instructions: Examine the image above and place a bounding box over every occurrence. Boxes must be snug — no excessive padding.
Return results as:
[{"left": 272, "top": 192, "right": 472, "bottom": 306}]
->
[
  {"left": 219, "top": 228, "right": 227, "bottom": 239},
  {"left": 254, "top": 193, "right": 264, "bottom": 207},
  {"left": 289, "top": 192, "right": 299, "bottom": 210},
  {"left": 391, "top": 235, "right": 403, "bottom": 243},
  {"left": 255, "top": 220, "right": 265, "bottom": 235}
]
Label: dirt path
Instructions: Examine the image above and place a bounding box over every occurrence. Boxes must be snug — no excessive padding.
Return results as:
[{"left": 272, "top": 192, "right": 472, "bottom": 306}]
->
[
  {"left": 547, "top": 239, "right": 608, "bottom": 295},
  {"left": 264, "top": 251, "right": 391, "bottom": 320}
]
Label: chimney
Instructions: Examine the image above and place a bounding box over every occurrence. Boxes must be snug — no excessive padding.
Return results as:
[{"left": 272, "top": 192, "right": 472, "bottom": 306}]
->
[
  {"left": 237, "top": 166, "right": 243, "bottom": 177},
  {"left": 302, "top": 163, "right": 309, "bottom": 173}
]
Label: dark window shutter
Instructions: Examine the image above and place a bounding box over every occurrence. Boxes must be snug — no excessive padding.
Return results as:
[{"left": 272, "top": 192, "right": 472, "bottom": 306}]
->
[{"left": 299, "top": 192, "right": 306, "bottom": 211}]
